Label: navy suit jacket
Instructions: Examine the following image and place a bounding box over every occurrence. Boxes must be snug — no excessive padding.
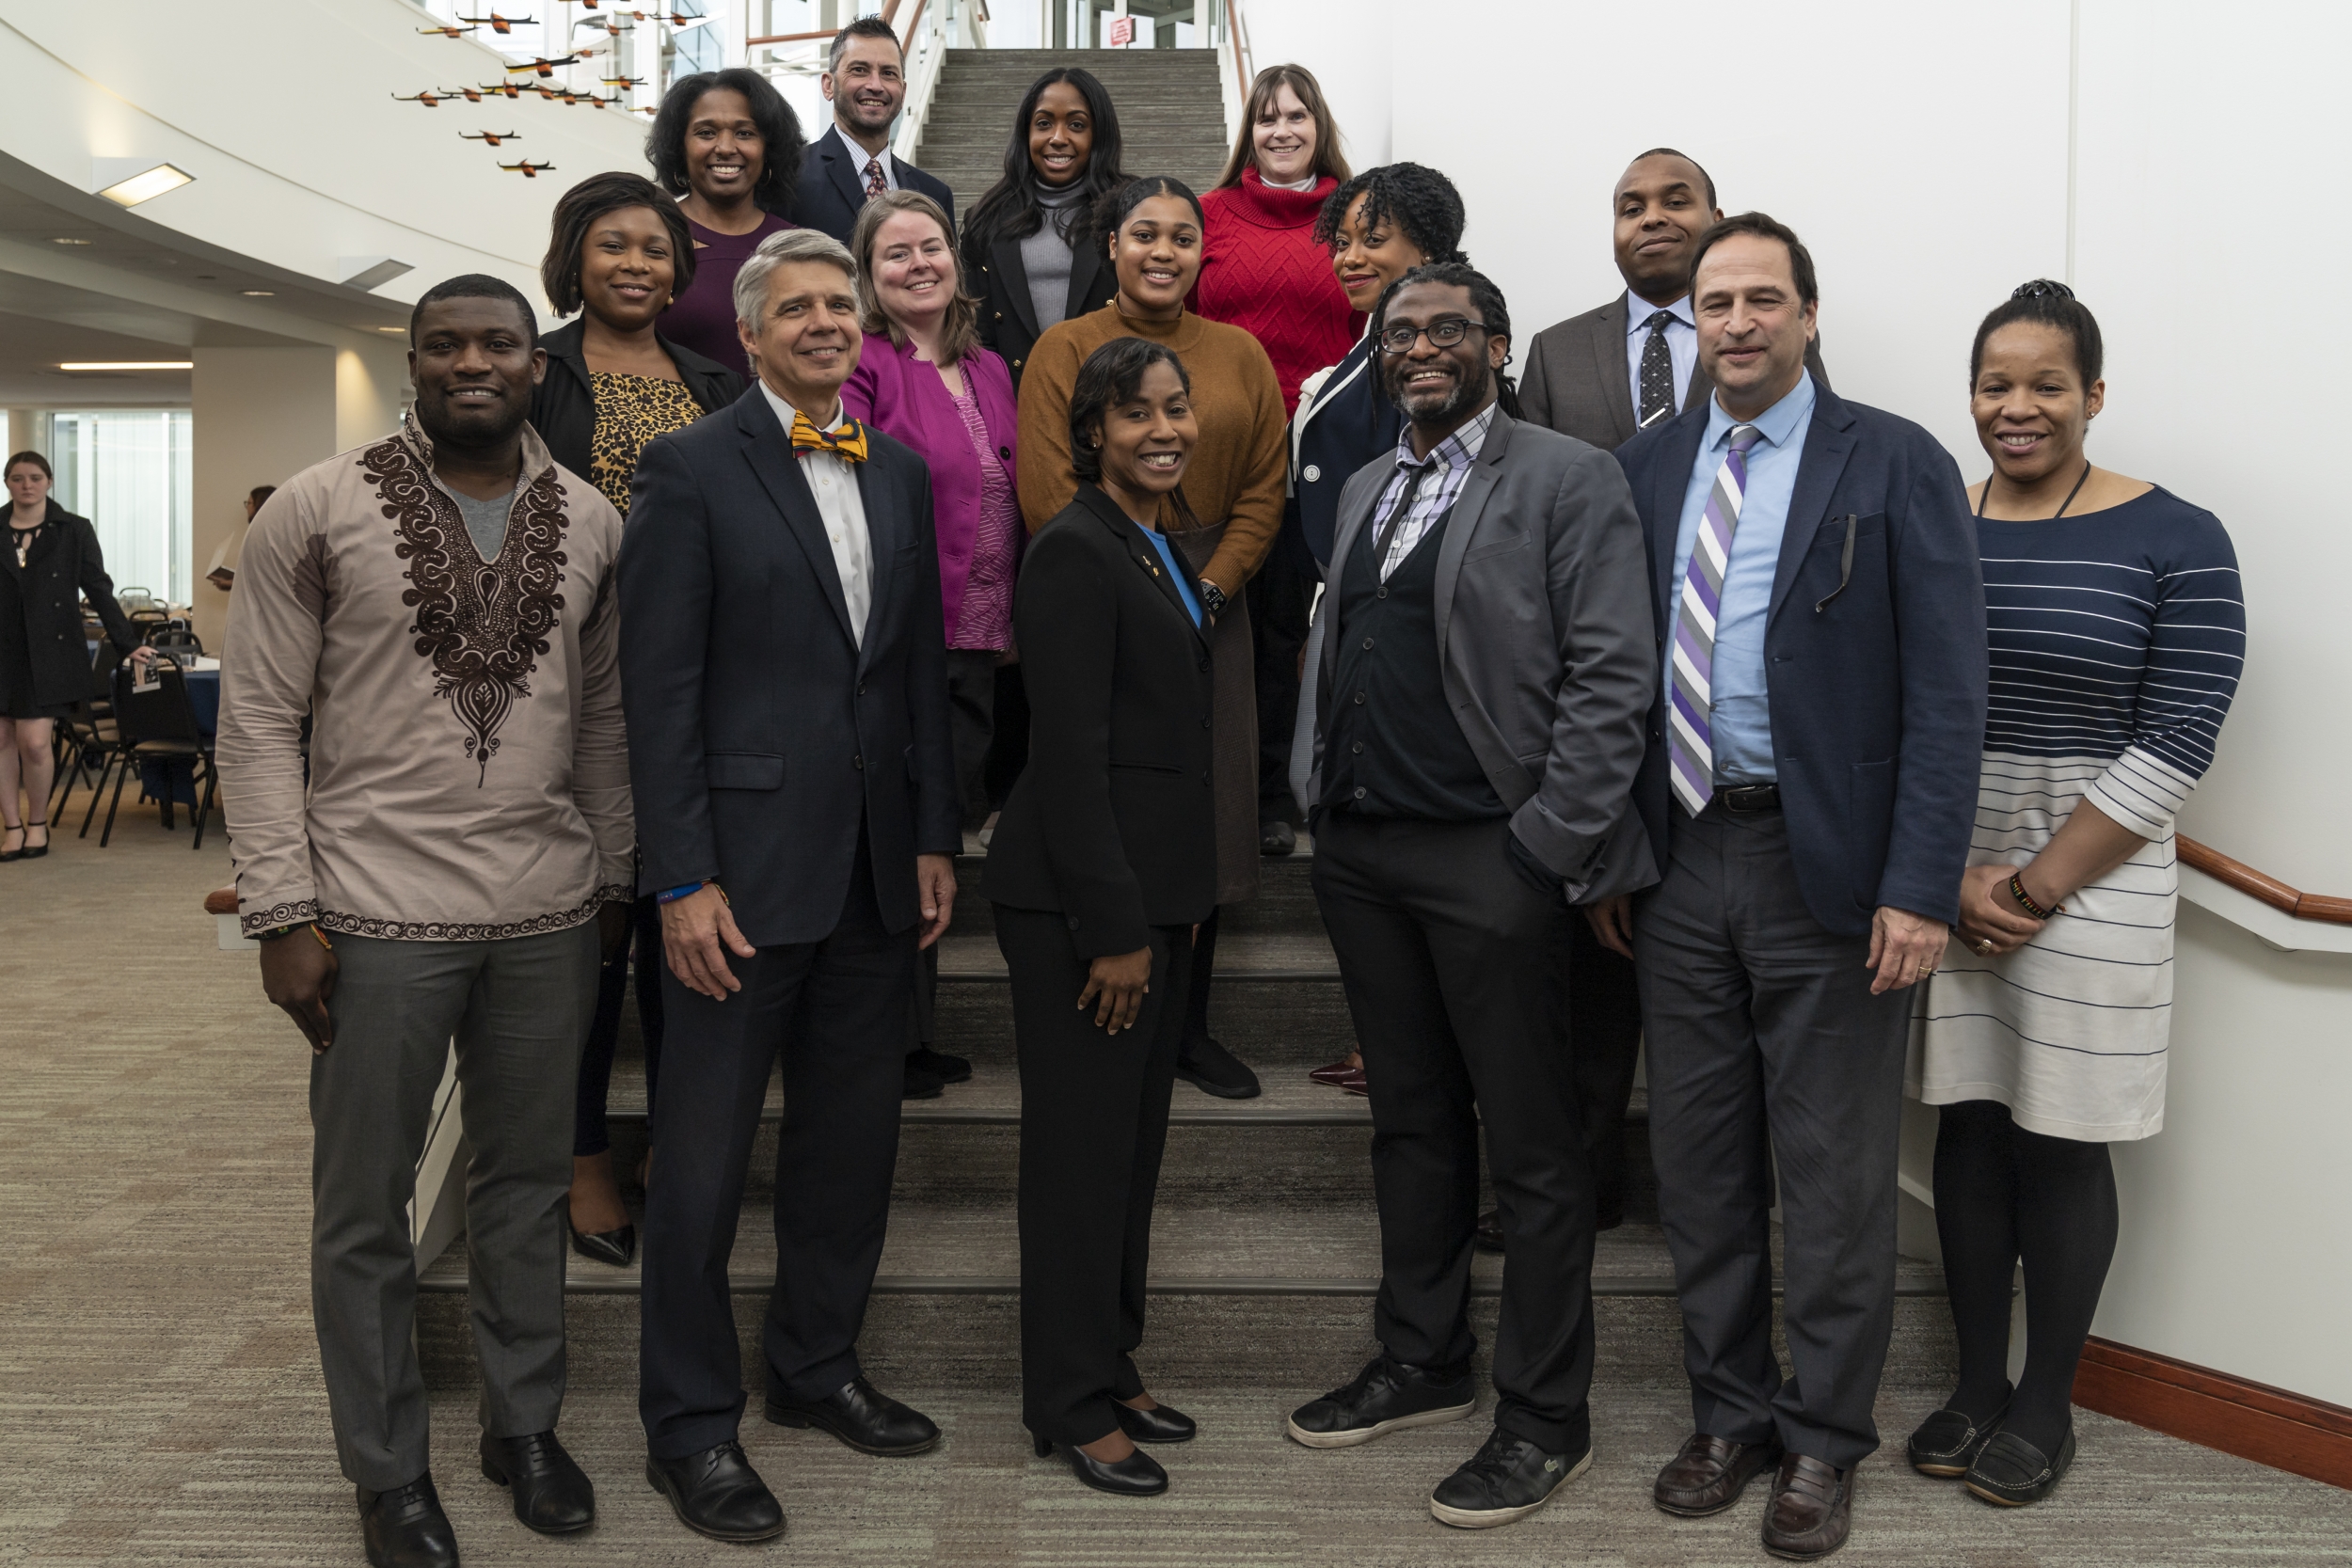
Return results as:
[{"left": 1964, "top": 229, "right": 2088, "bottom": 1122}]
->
[
  {"left": 1289, "top": 332, "right": 1399, "bottom": 575},
  {"left": 793, "top": 135, "right": 957, "bottom": 247},
  {"left": 1613, "top": 380, "right": 1986, "bottom": 935},
  {"left": 619, "top": 387, "right": 960, "bottom": 946}
]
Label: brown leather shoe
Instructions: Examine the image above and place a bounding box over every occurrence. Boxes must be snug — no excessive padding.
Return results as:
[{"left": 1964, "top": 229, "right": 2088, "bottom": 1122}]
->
[
  {"left": 1761, "top": 1453, "right": 1851, "bottom": 1560},
  {"left": 1652, "top": 1432, "right": 1783, "bottom": 1517}
]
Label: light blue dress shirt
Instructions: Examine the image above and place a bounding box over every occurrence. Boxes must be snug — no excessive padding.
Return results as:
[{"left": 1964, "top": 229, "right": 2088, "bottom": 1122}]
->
[
  {"left": 1133, "top": 520, "right": 1202, "bottom": 626},
  {"left": 1664, "top": 370, "right": 1817, "bottom": 785},
  {"left": 1623, "top": 290, "right": 1698, "bottom": 430}
]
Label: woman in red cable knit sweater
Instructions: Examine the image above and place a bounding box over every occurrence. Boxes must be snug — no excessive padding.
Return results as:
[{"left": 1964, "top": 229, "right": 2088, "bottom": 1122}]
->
[{"left": 1191, "top": 65, "right": 1358, "bottom": 418}]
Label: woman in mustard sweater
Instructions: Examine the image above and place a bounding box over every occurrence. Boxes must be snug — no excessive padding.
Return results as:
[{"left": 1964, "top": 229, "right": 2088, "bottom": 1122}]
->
[{"left": 1017, "top": 175, "right": 1287, "bottom": 1102}]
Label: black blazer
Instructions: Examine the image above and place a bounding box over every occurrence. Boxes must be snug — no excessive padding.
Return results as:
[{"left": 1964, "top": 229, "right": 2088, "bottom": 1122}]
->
[
  {"left": 1613, "top": 382, "right": 1986, "bottom": 936},
  {"left": 619, "top": 388, "right": 960, "bottom": 946},
  {"left": 967, "top": 221, "right": 1115, "bottom": 388},
  {"left": 983, "top": 485, "right": 1216, "bottom": 957},
  {"left": 1521, "top": 293, "right": 1831, "bottom": 452},
  {"left": 1288, "top": 332, "right": 1397, "bottom": 574},
  {"left": 793, "top": 133, "right": 958, "bottom": 247},
  {"left": 2, "top": 502, "right": 142, "bottom": 706},
  {"left": 528, "top": 319, "right": 744, "bottom": 485}
]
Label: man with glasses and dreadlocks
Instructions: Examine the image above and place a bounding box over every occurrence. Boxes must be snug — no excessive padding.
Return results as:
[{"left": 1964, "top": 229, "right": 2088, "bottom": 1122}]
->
[{"left": 1285, "top": 261, "right": 1658, "bottom": 1530}]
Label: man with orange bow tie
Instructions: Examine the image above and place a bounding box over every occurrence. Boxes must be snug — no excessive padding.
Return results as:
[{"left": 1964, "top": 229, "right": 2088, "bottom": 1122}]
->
[{"left": 619, "top": 228, "right": 960, "bottom": 1544}]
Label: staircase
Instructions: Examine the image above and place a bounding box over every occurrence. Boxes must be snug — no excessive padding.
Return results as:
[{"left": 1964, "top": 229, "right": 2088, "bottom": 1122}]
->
[
  {"left": 912, "top": 47, "right": 1233, "bottom": 218},
  {"left": 420, "top": 844, "right": 1958, "bottom": 1407}
]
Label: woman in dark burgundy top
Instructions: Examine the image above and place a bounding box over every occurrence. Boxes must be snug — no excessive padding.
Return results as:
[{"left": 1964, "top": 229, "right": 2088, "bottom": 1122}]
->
[{"left": 645, "top": 68, "right": 803, "bottom": 376}]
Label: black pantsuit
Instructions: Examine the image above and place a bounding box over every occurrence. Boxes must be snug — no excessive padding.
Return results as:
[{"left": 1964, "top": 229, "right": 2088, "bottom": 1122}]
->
[
  {"left": 1312, "top": 813, "right": 1598, "bottom": 1457},
  {"left": 639, "top": 828, "right": 914, "bottom": 1459},
  {"left": 1000, "top": 911, "right": 1192, "bottom": 1443}
]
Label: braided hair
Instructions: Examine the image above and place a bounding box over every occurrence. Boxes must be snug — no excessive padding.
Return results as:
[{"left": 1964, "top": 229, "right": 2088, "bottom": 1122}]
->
[
  {"left": 1368, "top": 261, "right": 1523, "bottom": 421},
  {"left": 1969, "top": 278, "right": 2103, "bottom": 388}
]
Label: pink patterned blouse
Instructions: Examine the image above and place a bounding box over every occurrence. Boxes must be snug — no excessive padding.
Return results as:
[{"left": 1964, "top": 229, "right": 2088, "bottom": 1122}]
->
[{"left": 949, "top": 387, "right": 1019, "bottom": 651}]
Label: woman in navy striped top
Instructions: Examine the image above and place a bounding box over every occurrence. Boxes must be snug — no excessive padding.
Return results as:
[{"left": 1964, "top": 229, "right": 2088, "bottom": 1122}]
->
[{"left": 1904, "top": 281, "right": 2244, "bottom": 1506}]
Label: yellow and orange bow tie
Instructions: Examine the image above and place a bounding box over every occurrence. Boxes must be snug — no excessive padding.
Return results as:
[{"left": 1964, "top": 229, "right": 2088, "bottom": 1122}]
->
[{"left": 788, "top": 410, "right": 870, "bottom": 463}]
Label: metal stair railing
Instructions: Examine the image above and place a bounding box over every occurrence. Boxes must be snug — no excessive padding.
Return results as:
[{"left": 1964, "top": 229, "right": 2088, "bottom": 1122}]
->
[{"left": 895, "top": 0, "right": 992, "bottom": 165}]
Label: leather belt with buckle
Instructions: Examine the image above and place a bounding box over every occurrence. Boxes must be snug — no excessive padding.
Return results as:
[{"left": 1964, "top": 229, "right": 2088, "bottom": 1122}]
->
[{"left": 1717, "top": 783, "right": 1782, "bottom": 815}]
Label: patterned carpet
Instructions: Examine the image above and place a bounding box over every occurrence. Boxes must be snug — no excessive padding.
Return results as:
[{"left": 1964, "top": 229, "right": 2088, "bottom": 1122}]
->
[{"left": 6, "top": 808, "right": 2350, "bottom": 1565}]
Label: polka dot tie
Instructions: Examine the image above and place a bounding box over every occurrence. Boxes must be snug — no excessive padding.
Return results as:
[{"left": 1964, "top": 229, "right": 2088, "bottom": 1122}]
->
[{"left": 1639, "top": 309, "right": 1677, "bottom": 429}]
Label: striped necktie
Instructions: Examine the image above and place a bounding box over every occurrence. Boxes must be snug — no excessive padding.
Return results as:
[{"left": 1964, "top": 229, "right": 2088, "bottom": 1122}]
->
[{"left": 1668, "top": 423, "right": 1762, "bottom": 816}]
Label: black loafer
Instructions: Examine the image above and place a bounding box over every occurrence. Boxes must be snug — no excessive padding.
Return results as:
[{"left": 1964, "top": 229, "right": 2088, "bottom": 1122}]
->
[
  {"left": 1965, "top": 1426, "right": 2074, "bottom": 1506},
  {"left": 1033, "top": 1433, "right": 1168, "bottom": 1497},
  {"left": 357, "top": 1474, "right": 458, "bottom": 1568},
  {"left": 765, "top": 1374, "right": 941, "bottom": 1456},
  {"left": 1176, "top": 1037, "right": 1262, "bottom": 1100},
  {"left": 1430, "top": 1427, "right": 1592, "bottom": 1528},
  {"left": 1907, "top": 1394, "right": 2008, "bottom": 1477},
  {"left": 1287, "top": 1354, "right": 1476, "bottom": 1449},
  {"left": 567, "top": 1217, "right": 636, "bottom": 1268},
  {"left": 479, "top": 1430, "right": 594, "bottom": 1534},
  {"left": 1114, "top": 1400, "right": 1196, "bottom": 1444},
  {"left": 645, "top": 1441, "right": 786, "bottom": 1543},
  {"left": 909, "top": 1045, "right": 972, "bottom": 1085},
  {"left": 1260, "top": 819, "right": 1297, "bottom": 855}
]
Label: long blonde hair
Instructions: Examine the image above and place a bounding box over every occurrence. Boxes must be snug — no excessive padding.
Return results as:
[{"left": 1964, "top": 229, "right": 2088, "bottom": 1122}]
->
[
  {"left": 1215, "top": 64, "right": 1349, "bottom": 191},
  {"left": 850, "top": 190, "right": 981, "bottom": 366}
]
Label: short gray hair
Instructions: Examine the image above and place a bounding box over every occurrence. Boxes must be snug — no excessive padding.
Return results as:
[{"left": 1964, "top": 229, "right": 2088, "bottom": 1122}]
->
[{"left": 733, "top": 228, "right": 860, "bottom": 330}]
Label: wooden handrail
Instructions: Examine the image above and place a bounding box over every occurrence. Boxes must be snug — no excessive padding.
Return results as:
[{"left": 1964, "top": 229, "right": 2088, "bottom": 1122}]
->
[{"left": 2177, "top": 834, "right": 2352, "bottom": 925}]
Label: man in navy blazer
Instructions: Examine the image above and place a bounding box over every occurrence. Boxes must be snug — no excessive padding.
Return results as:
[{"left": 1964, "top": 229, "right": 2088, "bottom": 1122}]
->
[
  {"left": 1595, "top": 214, "right": 1984, "bottom": 1559},
  {"left": 620, "top": 228, "right": 960, "bottom": 1544},
  {"left": 790, "top": 16, "right": 957, "bottom": 246}
]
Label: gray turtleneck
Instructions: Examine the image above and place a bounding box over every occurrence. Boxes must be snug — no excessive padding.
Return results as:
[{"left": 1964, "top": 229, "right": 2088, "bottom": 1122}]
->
[{"left": 1020, "top": 180, "right": 1089, "bottom": 335}]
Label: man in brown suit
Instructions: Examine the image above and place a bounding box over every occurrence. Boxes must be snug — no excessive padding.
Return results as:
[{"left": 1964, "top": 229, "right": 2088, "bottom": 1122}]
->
[{"left": 1509, "top": 149, "right": 1828, "bottom": 1244}]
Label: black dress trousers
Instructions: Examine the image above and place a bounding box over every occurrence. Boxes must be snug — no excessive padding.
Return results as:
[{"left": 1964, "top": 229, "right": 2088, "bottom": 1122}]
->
[
  {"left": 1565, "top": 916, "right": 1645, "bottom": 1227},
  {"left": 638, "top": 828, "right": 914, "bottom": 1460},
  {"left": 1000, "top": 908, "right": 1193, "bottom": 1447},
  {"left": 1311, "top": 812, "right": 1598, "bottom": 1457}
]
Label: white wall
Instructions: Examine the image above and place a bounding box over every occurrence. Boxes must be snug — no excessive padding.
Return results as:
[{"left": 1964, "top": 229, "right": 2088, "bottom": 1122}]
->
[{"left": 1242, "top": 0, "right": 2352, "bottom": 1403}]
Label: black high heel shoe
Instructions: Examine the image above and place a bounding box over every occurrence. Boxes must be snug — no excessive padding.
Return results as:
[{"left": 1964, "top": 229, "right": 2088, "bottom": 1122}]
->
[
  {"left": 1031, "top": 1433, "right": 1168, "bottom": 1497},
  {"left": 568, "top": 1214, "right": 637, "bottom": 1268},
  {"left": 21, "top": 820, "right": 48, "bottom": 860},
  {"left": 1113, "top": 1400, "right": 1196, "bottom": 1444}
]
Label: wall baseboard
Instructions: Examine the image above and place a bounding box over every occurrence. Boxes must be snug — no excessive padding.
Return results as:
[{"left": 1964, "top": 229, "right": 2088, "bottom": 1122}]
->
[{"left": 2074, "top": 1337, "right": 2352, "bottom": 1490}]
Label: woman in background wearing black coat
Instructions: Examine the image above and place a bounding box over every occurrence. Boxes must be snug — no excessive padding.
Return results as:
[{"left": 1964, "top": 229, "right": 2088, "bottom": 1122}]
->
[
  {"left": 986, "top": 339, "right": 1215, "bottom": 1498},
  {"left": 2, "top": 450, "right": 150, "bottom": 861},
  {"left": 531, "top": 170, "right": 744, "bottom": 1269}
]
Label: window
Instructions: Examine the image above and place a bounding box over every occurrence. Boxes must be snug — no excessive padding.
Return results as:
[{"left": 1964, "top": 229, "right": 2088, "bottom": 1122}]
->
[{"left": 48, "top": 410, "right": 194, "bottom": 605}]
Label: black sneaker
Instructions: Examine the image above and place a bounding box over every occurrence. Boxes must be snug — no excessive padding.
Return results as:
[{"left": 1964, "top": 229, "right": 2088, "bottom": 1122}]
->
[
  {"left": 1429, "top": 1427, "right": 1593, "bottom": 1529},
  {"left": 908, "top": 1045, "right": 972, "bottom": 1085},
  {"left": 1176, "top": 1037, "right": 1262, "bottom": 1100},
  {"left": 1287, "top": 1355, "right": 1475, "bottom": 1449}
]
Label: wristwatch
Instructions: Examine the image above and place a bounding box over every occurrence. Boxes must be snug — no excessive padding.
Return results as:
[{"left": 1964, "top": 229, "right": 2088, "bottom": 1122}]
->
[{"left": 1199, "top": 580, "right": 1228, "bottom": 619}]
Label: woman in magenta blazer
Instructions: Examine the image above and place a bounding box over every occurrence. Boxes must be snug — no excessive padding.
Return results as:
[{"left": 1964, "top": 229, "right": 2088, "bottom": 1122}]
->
[{"left": 845, "top": 188, "right": 1023, "bottom": 1097}]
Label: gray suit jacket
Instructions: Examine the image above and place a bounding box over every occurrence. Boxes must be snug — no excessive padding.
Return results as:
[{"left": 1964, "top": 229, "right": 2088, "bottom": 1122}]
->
[
  {"left": 1520, "top": 293, "right": 1831, "bottom": 452},
  {"left": 1305, "top": 414, "right": 1659, "bottom": 901}
]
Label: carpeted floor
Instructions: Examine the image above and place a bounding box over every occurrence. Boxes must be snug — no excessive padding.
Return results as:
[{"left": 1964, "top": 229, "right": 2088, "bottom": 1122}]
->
[{"left": 6, "top": 809, "right": 2351, "bottom": 1566}]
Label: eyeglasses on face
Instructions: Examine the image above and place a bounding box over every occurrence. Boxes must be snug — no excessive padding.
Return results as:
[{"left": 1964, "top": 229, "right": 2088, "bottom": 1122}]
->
[{"left": 1378, "top": 317, "right": 1488, "bottom": 354}]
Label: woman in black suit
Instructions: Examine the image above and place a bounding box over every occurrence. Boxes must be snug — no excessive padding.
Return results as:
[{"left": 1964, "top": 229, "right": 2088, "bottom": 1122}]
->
[
  {"left": 530, "top": 170, "right": 745, "bottom": 1269},
  {"left": 985, "top": 338, "right": 1216, "bottom": 1497},
  {"left": 960, "top": 66, "right": 1126, "bottom": 388},
  {"left": 2, "top": 450, "right": 150, "bottom": 860}
]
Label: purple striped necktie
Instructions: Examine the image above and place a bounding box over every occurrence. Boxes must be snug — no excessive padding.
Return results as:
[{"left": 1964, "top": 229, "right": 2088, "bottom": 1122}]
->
[{"left": 1668, "top": 423, "right": 1762, "bottom": 816}]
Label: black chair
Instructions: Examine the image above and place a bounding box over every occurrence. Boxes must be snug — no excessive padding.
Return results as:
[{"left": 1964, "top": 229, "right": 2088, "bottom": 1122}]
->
[
  {"left": 49, "top": 699, "right": 114, "bottom": 824},
  {"left": 145, "top": 623, "right": 203, "bottom": 657},
  {"left": 98, "top": 656, "right": 216, "bottom": 849}
]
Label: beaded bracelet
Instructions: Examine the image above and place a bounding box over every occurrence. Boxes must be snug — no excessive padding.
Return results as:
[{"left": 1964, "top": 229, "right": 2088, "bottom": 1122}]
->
[{"left": 2007, "top": 871, "right": 2059, "bottom": 921}]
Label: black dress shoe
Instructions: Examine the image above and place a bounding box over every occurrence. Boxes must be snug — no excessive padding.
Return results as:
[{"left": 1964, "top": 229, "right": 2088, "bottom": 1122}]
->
[
  {"left": 1761, "top": 1453, "right": 1851, "bottom": 1561},
  {"left": 567, "top": 1216, "right": 636, "bottom": 1268},
  {"left": 22, "top": 820, "right": 48, "bottom": 859},
  {"left": 1430, "top": 1427, "right": 1592, "bottom": 1528},
  {"left": 1032, "top": 1432, "right": 1168, "bottom": 1497},
  {"left": 1114, "top": 1399, "right": 1196, "bottom": 1444},
  {"left": 1907, "top": 1393, "right": 2009, "bottom": 1478},
  {"left": 902, "top": 1055, "right": 946, "bottom": 1101},
  {"left": 765, "top": 1374, "right": 941, "bottom": 1455},
  {"left": 1260, "top": 819, "right": 1296, "bottom": 855},
  {"left": 1965, "top": 1426, "right": 2074, "bottom": 1506},
  {"left": 1287, "top": 1354, "right": 1476, "bottom": 1449},
  {"left": 645, "top": 1441, "right": 786, "bottom": 1543},
  {"left": 909, "top": 1045, "right": 972, "bottom": 1085},
  {"left": 356, "top": 1474, "right": 458, "bottom": 1568},
  {"left": 479, "top": 1431, "right": 594, "bottom": 1534},
  {"left": 1474, "top": 1207, "right": 1505, "bottom": 1253},
  {"left": 1653, "top": 1432, "right": 1782, "bottom": 1516},
  {"left": 1176, "top": 1037, "right": 1262, "bottom": 1100}
]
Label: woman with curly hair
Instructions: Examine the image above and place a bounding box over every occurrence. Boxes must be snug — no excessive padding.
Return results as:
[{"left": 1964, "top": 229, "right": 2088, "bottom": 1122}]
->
[{"left": 644, "top": 69, "right": 804, "bottom": 374}]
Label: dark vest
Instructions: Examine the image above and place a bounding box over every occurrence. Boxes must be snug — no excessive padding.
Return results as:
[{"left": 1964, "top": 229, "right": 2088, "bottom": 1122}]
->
[{"left": 1321, "top": 506, "right": 1504, "bottom": 821}]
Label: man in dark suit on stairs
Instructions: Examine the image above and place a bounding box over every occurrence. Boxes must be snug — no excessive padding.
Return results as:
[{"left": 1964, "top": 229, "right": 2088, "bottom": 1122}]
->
[
  {"left": 791, "top": 15, "right": 957, "bottom": 246},
  {"left": 1503, "top": 149, "right": 1829, "bottom": 1253},
  {"left": 620, "top": 228, "right": 961, "bottom": 1544}
]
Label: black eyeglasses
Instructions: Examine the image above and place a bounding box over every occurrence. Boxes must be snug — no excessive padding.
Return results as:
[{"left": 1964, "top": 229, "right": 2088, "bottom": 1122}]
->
[{"left": 1377, "top": 317, "right": 1488, "bottom": 354}]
